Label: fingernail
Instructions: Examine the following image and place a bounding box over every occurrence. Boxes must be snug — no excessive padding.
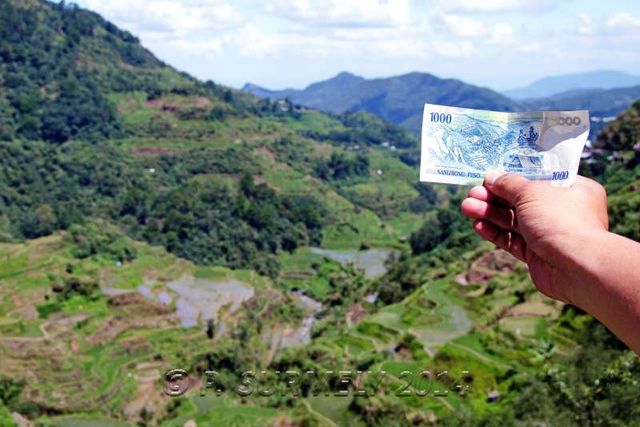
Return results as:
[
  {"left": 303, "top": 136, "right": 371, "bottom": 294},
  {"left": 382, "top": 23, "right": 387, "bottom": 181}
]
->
[{"left": 485, "top": 170, "right": 504, "bottom": 186}]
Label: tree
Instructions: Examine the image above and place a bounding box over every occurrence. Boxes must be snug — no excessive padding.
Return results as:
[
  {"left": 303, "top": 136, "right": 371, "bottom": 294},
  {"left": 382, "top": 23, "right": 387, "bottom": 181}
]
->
[
  {"left": 65, "top": 219, "right": 137, "bottom": 262},
  {"left": 409, "top": 208, "right": 459, "bottom": 254},
  {"left": 206, "top": 319, "right": 215, "bottom": 339}
]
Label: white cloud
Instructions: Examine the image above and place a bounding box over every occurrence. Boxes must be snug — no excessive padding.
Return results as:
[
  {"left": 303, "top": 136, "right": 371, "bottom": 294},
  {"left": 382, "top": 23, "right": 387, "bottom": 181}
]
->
[
  {"left": 605, "top": 12, "right": 640, "bottom": 32},
  {"left": 435, "top": 0, "right": 552, "bottom": 14},
  {"left": 229, "top": 24, "right": 280, "bottom": 57},
  {"left": 434, "top": 40, "right": 474, "bottom": 58},
  {"left": 77, "top": 0, "right": 249, "bottom": 61},
  {"left": 440, "top": 14, "right": 514, "bottom": 46},
  {"left": 78, "top": 0, "right": 242, "bottom": 38},
  {"left": 571, "top": 12, "right": 640, "bottom": 40},
  {"left": 168, "top": 38, "right": 224, "bottom": 56},
  {"left": 488, "top": 23, "right": 515, "bottom": 45},
  {"left": 442, "top": 15, "right": 487, "bottom": 37},
  {"left": 578, "top": 13, "right": 594, "bottom": 36},
  {"left": 267, "top": 0, "right": 412, "bottom": 28},
  {"left": 518, "top": 41, "right": 540, "bottom": 54},
  {"left": 73, "top": 0, "right": 640, "bottom": 91}
]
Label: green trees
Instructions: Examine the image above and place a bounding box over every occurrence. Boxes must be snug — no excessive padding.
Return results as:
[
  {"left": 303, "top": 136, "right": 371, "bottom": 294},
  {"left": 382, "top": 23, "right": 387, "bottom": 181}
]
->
[
  {"left": 338, "top": 111, "right": 417, "bottom": 149},
  {"left": 0, "top": 0, "right": 420, "bottom": 280},
  {"left": 597, "top": 100, "right": 640, "bottom": 152},
  {"left": 65, "top": 219, "right": 137, "bottom": 262},
  {"left": 495, "top": 313, "right": 640, "bottom": 426},
  {"left": 21, "top": 204, "right": 57, "bottom": 238},
  {"left": 410, "top": 208, "right": 463, "bottom": 254},
  {"left": 315, "top": 152, "right": 370, "bottom": 181},
  {"left": 0, "top": 140, "right": 146, "bottom": 238},
  {"left": 40, "top": 72, "right": 121, "bottom": 143},
  {"left": 52, "top": 276, "right": 100, "bottom": 301},
  {"left": 0, "top": 374, "right": 23, "bottom": 425},
  {"left": 0, "top": 136, "right": 330, "bottom": 275},
  {"left": 0, "top": 1, "right": 123, "bottom": 143},
  {"left": 409, "top": 183, "right": 439, "bottom": 212},
  {"left": 141, "top": 176, "right": 327, "bottom": 273},
  {"left": 608, "top": 177, "right": 640, "bottom": 241}
]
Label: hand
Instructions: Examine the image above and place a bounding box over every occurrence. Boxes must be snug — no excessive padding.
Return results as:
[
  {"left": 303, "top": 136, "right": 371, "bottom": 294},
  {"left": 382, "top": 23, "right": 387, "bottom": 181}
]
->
[{"left": 460, "top": 172, "right": 609, "bottom": 305}]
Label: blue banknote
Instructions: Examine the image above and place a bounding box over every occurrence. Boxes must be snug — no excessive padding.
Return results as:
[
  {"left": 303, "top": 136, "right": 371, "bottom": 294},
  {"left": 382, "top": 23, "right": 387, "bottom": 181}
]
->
[{"left": 420, "top": 104, "right": 590, "bottom": 186}]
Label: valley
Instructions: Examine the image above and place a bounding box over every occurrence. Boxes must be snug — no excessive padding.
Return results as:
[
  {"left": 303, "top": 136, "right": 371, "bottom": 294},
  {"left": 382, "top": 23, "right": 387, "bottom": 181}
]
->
[{"left": 0, "top": 1, "right": 639, "bottom": 426}]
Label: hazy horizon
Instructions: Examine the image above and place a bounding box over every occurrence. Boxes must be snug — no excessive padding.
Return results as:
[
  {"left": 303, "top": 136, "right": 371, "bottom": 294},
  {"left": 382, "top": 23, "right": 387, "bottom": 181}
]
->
[{"left": 242, "top": 68, "right": 640, "bottom": 92}]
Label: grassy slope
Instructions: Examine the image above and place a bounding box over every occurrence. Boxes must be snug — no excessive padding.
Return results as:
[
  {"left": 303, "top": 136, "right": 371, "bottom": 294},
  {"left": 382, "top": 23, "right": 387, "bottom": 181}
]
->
[
  {"left": 110, "top": 91, "right": 425, "bottom": 250},
  {"left": 2, "top": 1, "right": 638, "bottom": 426},
  {"left": 3, "top": 99, "right": 637, "bottom": 425}
]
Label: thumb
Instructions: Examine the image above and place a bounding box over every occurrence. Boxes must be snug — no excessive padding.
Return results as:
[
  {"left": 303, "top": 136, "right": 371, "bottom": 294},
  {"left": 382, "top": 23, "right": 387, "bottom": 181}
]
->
[{"left": 484, "top": 171, "right": 530, "bottom": 206}]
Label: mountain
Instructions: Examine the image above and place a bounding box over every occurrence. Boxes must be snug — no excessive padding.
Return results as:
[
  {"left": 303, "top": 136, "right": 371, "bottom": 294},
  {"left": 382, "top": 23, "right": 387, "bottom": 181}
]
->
[
  {"left": 244, "top": 72, "right": 521, "bottom": 134},
  {"left": 0, "top": 0, "right": 429, "bottom": 266},
  {"left": 524, "top": 85, "right": 640, "bottom": 116},
  {"left": 2, "top": 1, "right": 640, "bottom": 426},
  {"left": 0, "top": 0, "right": 214, "bottom": 143},
  {"left": 244, "top": 71, "right": 639, "bottom": 140},
  {"left": 243, "top": 72, "right": 367, "bottom": 113},
  {"left": 504, "top": 70, "right": 640, "bottom": 99},
  {"left": 523, "top": 85, "right": 640, "bottom": 138}
]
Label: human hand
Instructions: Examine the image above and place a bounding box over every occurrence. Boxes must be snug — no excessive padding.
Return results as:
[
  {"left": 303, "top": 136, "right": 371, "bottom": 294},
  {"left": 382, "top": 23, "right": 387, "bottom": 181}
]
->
[{"left": 460, "top": 172, "right": 609, "bottom": 305}]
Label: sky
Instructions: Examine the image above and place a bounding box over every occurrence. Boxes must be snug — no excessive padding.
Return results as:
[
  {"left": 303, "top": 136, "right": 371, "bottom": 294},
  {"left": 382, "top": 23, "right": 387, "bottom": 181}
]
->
[{"left": 73, "top": 0, "right": 640, "bottom": 92}]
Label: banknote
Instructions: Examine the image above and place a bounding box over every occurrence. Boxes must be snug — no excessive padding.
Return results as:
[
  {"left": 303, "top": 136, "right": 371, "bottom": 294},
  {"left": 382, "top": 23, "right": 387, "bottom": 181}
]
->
[{"left": 420, "top": 104, "right": 590, "bottom": 187}]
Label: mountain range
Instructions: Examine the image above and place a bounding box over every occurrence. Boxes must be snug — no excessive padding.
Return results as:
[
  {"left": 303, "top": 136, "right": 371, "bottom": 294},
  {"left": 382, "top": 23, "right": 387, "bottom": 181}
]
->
[
  {"left": 504, "top": 70, "right": 640, "bottom": 100},
  {"left": 244, "top": 71, "right": 640, "bottom": 137},
  {"left": 1, "top": 1, "right": 639, "bottom": 426},
  {"left": 244, "top": 72, "right": 520, "bottom": 135}
]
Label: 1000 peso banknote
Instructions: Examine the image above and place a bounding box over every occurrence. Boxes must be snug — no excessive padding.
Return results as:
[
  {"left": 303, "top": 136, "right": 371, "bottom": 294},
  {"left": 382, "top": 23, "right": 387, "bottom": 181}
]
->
[{"left": 419, "top": 104, "right": 589, "bottom": 187}]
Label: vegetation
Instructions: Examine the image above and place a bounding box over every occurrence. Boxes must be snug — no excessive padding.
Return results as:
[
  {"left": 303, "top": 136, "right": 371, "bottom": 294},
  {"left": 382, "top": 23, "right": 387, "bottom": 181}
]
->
[
  {"left": 0, "top": 1, "right": 638, "bottom": 426},
  {"left": 140, "top": 175, "right": 327, "bottom": 275},
  {"left": 0, "top": 0, "right": 407, "bottom": 273},
  {"left": 597, "top": 99, "right": 640, "bottom": 152},
  {"left": 66, "top": 219, "right": 138, "bottom": 262},
  {"left": 314, "top": 152, "right": 370, "bottom": 181}
]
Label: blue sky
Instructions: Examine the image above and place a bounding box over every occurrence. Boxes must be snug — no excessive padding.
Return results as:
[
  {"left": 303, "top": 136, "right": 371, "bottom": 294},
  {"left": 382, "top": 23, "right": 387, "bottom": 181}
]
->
[{"left": 75, "top": 0, "right": 640, "bottom": 91}]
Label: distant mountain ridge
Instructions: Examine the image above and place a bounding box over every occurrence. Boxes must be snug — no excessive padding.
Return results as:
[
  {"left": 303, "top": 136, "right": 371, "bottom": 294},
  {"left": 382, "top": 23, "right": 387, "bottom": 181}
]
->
[
  {"left": 504, "top": 70, "right": 640, "bottom": 100},
  {"left": 525, "top": 85, "right": 640, "bottom": 116},
  {"left": 245, "top": 71, "right": 640, "bottom": 138},
  {"left": 243, "top": 72, "right": 521, "bottom": 135},
  {"left": 525, "top": 85, "right": 640, "bottom": 137}
]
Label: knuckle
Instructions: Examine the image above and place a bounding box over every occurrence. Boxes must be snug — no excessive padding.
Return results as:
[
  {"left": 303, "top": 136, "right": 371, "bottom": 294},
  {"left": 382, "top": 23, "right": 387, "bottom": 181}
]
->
[
  {"left": 513, "top": 182, "right": 533, "bottom": 204},
  {"left": 586, "top": 178, "right": 607, "bottom": 197}
]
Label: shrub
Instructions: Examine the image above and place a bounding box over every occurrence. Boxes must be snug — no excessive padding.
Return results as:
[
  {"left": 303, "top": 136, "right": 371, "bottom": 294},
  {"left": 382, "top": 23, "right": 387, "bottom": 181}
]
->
[{"left": 65, "top": 219, "right": 137, "bottom": 262}]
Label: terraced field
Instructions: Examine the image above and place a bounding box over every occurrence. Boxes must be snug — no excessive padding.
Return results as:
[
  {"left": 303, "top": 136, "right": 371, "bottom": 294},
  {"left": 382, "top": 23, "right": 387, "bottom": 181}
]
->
[{"left": 0, "top": 224, "right": 564, "bottom": 426}]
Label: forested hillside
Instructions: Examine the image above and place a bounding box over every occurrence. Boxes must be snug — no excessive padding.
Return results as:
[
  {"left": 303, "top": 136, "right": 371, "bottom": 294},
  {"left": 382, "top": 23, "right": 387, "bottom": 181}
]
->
[
  {"left": 597, "top": 99, "right": 640, "bottom": 152},
  {"left": 0, "top": 0, "right": 430, "bottom": 275},
  {"left": 0, "top": 1, "right": 639, "bottom": 426},
  {"left": 596, "top": 101, "right": 640, "bottom": 242}
]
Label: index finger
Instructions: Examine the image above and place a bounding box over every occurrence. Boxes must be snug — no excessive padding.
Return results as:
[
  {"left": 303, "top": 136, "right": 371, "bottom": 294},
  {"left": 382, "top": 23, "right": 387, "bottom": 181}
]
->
[{"left": 467, "top": 186, "right": 511, "bottom": 208}]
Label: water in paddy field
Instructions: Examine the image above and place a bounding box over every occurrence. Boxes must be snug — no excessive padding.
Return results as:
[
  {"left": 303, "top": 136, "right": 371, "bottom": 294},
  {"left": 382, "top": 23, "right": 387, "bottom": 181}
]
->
[
  {"left": 308, "top": 247, "right": 393, "bottom": 279},
  {"left": 167, "top": 275, "right": 255, "bottom": 328}
]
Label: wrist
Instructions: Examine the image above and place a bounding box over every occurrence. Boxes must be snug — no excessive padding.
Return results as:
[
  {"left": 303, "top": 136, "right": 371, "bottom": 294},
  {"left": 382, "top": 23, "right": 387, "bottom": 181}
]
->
[
  {"left": 564, "top": 230, "right": 640, "bottom": 353},
  {"left": 561, "top": 229, "right": 612, "bottom": 309}
]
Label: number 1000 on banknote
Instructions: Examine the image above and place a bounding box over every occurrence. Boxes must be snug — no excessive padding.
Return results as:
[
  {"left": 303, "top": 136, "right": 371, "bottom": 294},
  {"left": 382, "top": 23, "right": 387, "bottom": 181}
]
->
[{"left": 419, "top": 103, "right": 590, "bottom": 187}]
